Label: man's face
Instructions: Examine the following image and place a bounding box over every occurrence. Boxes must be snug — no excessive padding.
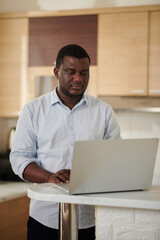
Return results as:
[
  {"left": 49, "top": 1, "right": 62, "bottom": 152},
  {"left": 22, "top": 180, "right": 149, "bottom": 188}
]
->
[{"left": 54, "top": 56, "right": 90, "bottom": 98}]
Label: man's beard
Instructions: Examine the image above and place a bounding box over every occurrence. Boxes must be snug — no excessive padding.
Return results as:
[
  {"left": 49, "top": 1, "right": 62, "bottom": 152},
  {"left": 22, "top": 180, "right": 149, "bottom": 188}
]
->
[{"left": 59, "top": 85, "right": 85, "bottom": 99}]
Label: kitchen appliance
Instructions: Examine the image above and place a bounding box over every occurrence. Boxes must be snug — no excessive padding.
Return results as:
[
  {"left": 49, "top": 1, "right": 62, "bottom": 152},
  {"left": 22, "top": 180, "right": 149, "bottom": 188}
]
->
[
  {"left": 0, "top": 127, "right": 21, "bottom": 182},
  {"left": 35, "top": 76, "right": 58, "bottom": 97},
  {"left": 8, "top": 127, "right": 16, "bottom": 152}
]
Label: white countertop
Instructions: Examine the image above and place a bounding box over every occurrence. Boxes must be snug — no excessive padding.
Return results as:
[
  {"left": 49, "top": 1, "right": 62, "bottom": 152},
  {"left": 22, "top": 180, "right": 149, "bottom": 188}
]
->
[
  {"left": 0, "top": 181, "right": 33, "bottom": 203},
  {"left": 27, "top": 183, "right": 160, "bottom": 210}
]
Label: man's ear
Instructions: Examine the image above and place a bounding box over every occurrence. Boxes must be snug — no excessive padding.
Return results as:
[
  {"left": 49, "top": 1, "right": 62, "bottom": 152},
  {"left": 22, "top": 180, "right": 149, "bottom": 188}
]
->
[{"left": 53, "top": 67, "right": 59, "bottom": 79}]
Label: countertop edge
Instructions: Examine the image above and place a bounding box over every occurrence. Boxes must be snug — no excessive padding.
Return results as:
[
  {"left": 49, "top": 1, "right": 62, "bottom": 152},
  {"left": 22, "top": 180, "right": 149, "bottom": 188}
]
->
[
  {"left": 27, "top": 183, "right": 160, "bottom": 210},
  {"left": 0, "top": 182, "right": 33, "bottom": 203}
]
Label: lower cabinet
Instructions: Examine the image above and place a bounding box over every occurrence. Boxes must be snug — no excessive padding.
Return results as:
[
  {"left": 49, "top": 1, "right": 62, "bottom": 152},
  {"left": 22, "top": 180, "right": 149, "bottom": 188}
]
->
[{"left": 0, "top": 195, "right": 29, "bottom": 240}]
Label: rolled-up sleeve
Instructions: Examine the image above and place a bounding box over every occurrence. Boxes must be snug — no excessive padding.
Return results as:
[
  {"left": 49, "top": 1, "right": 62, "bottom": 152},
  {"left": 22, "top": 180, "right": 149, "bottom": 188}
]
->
[{"left": 10, "top": 104, "right": 40, "bottom": 180}]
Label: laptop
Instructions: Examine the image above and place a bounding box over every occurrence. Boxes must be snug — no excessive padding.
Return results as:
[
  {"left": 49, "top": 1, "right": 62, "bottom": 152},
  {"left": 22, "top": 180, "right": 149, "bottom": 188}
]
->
[{"left": 53, "top": 138, "right": 159, "bottom": 195}]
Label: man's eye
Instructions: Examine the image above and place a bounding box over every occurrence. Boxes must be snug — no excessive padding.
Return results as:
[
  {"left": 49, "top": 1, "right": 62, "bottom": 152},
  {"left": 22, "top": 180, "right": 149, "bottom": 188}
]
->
[
  {"left": 81, "top": 71, "right": 88, "bottom": 76},
  {"left": 65, "top": 70, "right": 75, "bottom": 75}
]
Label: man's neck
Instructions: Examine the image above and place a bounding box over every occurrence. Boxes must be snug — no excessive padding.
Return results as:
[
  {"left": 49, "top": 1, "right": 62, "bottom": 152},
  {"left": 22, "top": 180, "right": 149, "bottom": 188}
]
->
[{"left": 56, "top": 87, "right": 83, "bottom": 110}]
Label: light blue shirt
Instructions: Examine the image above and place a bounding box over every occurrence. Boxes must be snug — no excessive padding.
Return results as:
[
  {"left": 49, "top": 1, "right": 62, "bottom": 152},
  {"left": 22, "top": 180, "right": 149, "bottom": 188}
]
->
[{"left": 10, "top": 89, "right": 120, "bottom": 229}]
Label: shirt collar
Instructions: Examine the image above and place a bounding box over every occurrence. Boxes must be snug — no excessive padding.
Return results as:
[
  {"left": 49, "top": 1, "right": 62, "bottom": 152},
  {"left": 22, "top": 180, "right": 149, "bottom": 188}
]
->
[
  {"left": 50, "top": 88, "right": 88, "bottom": 107},
  {"left": 50, "top": 88, "right": 60, "bottom": 106}
]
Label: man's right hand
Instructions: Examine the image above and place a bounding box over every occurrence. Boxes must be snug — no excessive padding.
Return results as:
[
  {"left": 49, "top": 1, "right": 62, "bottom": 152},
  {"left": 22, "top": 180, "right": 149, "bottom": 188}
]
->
[
  {"left": 48, "top": 169, "right": 70, "bottom": 183},
  {"left": 23, "top": 162, "right": 70, "bottom": 184}
]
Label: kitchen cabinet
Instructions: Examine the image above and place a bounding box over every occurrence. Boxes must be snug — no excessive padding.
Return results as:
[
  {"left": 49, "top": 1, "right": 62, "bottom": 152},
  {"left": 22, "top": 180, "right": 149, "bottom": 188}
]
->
[
  {"left": 98, "top": 12, "right": 148, "bottom": 96},
  {"left": 0, "top": 195, "right": 29, "bottom": 240},
  {"left": 0, "top": 6, "right": 159, "bottom": 117},
  {"left": 149, "top": 11, "right": 160, "bottom": 96},
  {"left": 29, "top": 15, "right": 97, "bottom": 66},
  {"left": 27, "top": 14, "right": 98, "bottom": 100},
  {"left": 0, "top": 18, "right": 28, "bottom": 117}
]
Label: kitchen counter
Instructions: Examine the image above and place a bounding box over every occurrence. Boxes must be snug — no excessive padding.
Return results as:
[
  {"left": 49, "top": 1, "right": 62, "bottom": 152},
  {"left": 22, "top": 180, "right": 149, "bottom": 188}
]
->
[
  {"left": 28, "top": 183, "right": 160, "bottom": 210},
  {"left": 28, "top": 183, "right": 160, "bottom": 240},
  {"left": 0, "top": 181, "right": 33, "bottom": 203},
  {"left": 0, "top": 181, "right": 32, "bottom": 239}
]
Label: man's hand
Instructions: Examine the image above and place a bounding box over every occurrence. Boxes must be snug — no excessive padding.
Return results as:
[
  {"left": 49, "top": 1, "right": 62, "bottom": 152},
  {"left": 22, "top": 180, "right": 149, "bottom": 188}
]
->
[
  {"left": 23, "top": 163, "right": 71, "bottom": 184},
  {"left": 48, "top": 169, "right": 71, "bottom": 183}
]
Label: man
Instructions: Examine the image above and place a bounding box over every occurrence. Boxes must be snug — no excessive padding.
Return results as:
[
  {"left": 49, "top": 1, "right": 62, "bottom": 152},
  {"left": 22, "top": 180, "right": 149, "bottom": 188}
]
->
[{"left": 10, "top": 44, "right": 120, "bottom": 240}]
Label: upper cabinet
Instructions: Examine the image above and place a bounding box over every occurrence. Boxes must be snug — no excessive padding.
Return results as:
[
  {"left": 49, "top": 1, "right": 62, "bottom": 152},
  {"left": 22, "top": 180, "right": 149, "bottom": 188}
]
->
[
  {"left": 0, "top": 6, "right": 160, "bottom": 117},
  {"left": 98, "top": 12, "right": 148, "bottom": 96},
  {"left": 148, "top": 11, "right": 160, "bottom": 96},
  {"left": 0, "top": 17, "right": 28, "bottom": 117},
  {"left": 29, "top": 15, "right": 97, "bottom": 66},
  {"left": 28, "top": 15, "right": 98, "bottom": 99}
]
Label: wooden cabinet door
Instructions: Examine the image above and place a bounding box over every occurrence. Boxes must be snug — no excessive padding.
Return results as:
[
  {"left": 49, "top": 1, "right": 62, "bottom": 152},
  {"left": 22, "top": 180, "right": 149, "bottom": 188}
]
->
[
  {"left": 0, "top": 18, "right": 28, "bottom": 117},
  {"left": 98, "top": 12, "right": 148, "bottom": 96},
  {"left": 0, "top": 196, "right": 29, "bottom": 240},
  {"left": 149, "top": 11, "right": 160, "bottom": 96},
  {"left": 29, "top": 15, "right": 97, "bottom": 66}
]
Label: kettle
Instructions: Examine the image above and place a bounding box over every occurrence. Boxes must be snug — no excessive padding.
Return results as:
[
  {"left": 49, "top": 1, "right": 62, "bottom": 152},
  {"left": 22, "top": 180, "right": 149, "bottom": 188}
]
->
[{"left": 8, "top": 127, "right": 16, "bottom": 152}]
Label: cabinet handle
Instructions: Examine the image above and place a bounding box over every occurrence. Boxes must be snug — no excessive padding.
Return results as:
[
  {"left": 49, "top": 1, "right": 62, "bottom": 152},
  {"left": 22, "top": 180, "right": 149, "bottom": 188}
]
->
[
  {"left": 149, "top": 89, "right": 160, "bottom": 94},
  {"left": 131, "top": 89, "right": 145, "bottom": 94}
]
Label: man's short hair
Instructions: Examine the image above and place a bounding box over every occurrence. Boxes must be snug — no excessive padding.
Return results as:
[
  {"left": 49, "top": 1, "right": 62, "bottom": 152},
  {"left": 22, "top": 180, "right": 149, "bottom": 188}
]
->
[{"left": 56, "top": 44, "right": 91, "bottom": 68}]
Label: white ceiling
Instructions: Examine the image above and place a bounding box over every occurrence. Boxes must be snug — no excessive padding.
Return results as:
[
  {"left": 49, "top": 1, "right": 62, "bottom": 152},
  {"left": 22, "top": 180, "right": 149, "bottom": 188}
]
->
[{"left": 0, "top": 0, "right": 160, "bottom": 12}]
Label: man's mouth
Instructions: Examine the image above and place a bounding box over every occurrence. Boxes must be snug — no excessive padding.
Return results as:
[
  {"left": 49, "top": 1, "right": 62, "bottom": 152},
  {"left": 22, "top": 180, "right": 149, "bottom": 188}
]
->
[{"left": 71, "top": 84, "right": 84, "bottom": 90}]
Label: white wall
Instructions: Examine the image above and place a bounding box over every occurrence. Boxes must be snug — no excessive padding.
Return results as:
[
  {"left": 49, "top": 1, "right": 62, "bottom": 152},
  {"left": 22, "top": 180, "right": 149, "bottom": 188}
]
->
[
  {"left": 115, "top": 111, "right": 160, "bottom": 186},
  {"left": 0, "top": 0, "right": 160, "bottom": 12}
]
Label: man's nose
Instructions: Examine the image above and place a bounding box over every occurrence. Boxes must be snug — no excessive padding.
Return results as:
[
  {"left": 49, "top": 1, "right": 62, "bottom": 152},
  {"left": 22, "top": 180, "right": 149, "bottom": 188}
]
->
[{"left": 73, "top": 72, "right": 82, "bottom": 82}]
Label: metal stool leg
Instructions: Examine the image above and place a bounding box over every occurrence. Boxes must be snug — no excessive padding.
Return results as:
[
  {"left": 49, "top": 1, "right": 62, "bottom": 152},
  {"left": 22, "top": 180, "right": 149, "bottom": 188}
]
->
[{"left": 59, "top": 203, "right": 78, "bottom": 240}]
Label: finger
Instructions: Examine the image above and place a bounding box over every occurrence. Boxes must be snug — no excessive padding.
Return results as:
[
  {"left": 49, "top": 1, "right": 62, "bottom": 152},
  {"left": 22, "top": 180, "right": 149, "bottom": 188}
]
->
[
  {"left": 56, "top": 172, "right": 69, "bottom": 183},
  {"left": 56, "top": 169, "right": 71, "bottom": 183},
  {"left": 48, "top": 174, "right": 63, "bottom": 183},
  {"left": 62, "top": 169, "right": 70, "bottom": 181}
]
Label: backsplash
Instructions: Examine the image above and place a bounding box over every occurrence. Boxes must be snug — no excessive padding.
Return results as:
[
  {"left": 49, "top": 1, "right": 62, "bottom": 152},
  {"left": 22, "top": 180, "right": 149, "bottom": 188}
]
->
[
  {"left": 115, "top": 110, "right": 160, "bottom": 139},
  {"left": 0, "top": 110, "right": 160, "bottom": 184},
  {"left": 115, "top": 110, "right": 160, "bottom": 186}
]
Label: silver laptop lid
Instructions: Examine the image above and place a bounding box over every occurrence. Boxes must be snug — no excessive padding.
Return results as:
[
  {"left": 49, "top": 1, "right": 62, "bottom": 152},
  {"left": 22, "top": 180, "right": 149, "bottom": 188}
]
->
[{"left": 69, "top": 138, "right": 159, "bottom": 194}]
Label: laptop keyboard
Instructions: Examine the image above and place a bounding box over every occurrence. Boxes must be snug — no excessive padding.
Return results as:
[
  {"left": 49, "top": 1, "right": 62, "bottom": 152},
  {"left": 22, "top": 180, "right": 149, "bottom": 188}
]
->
[{"left": 52, "top": 183, "right": 69, "bottom": 193}]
